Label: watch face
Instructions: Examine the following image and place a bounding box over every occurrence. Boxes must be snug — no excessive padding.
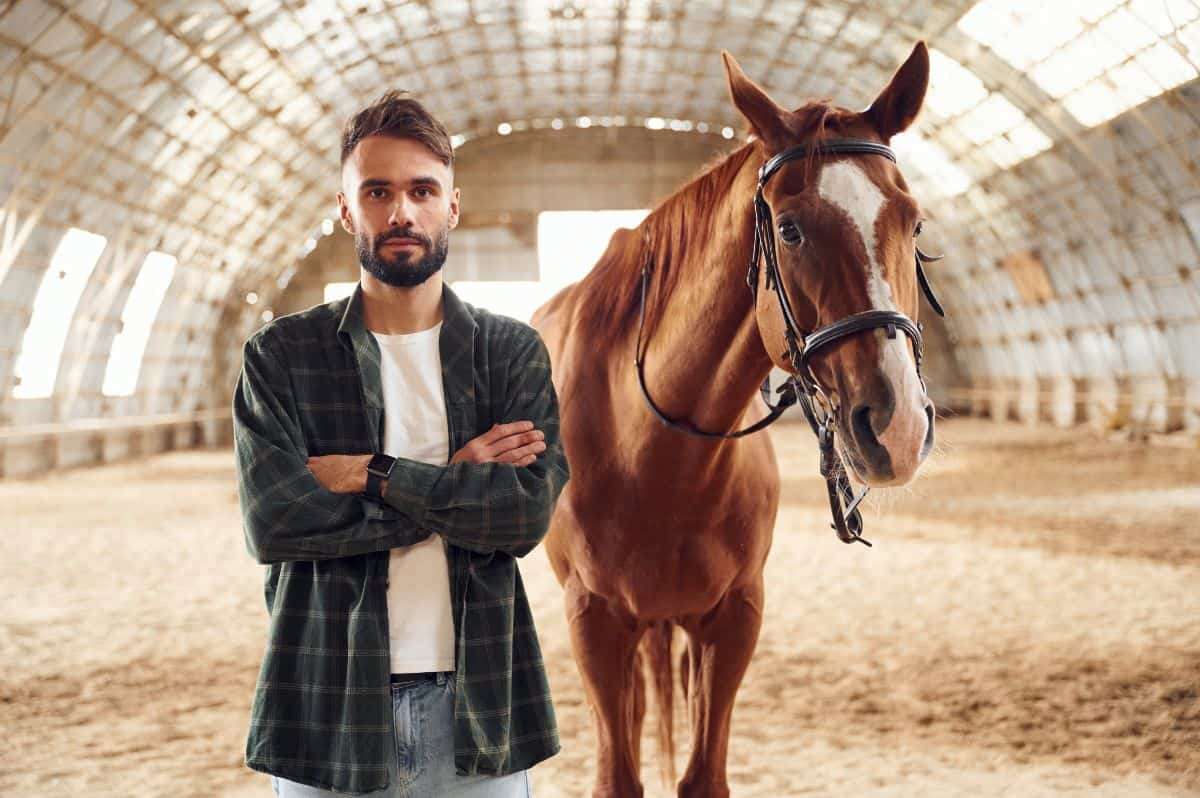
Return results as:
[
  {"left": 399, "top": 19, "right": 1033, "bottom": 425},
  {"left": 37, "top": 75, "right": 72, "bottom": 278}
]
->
[{"left": 368, "top": 454, "right": 394, "bottom": 477}]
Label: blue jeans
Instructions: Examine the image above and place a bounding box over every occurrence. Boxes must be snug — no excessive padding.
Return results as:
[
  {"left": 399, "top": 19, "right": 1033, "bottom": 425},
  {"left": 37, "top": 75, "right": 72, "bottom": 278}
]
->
[{"left": 270, "top": 673, "right": 531, "bottom": 797}]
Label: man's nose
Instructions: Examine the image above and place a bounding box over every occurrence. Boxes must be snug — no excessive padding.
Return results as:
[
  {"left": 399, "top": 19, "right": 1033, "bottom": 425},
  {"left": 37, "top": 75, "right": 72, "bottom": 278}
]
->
[{"left": 387, "top": 196, "right": 417, "bottom": 229}]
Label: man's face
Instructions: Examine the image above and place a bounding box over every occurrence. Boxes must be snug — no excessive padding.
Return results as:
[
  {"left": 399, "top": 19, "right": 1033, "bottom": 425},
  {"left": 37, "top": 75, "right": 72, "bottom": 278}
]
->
[{"left": 337, "top": 135, "right": 460, "bottom": 288}]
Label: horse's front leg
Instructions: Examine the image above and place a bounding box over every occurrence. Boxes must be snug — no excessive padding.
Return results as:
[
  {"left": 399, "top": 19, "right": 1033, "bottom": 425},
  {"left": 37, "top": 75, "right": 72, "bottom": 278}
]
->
[
  {"left": 564, "top": 575, "right": 647, "bottom": 798},
  {"left": 677, "top": 578, "right": 765, "bottom": 798}
]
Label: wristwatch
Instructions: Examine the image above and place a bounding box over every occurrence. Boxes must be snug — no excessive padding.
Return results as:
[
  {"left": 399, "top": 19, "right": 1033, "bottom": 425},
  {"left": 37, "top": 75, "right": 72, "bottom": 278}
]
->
[{"left": 364, "top": 453, "right": 397, "bottom": 499}]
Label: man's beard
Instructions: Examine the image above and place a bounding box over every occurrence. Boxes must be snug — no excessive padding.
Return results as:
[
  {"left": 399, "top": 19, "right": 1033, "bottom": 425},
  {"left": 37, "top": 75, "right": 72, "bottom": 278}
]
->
[{"left": 356, "top": 225, "right": 450, "bottom": 288}]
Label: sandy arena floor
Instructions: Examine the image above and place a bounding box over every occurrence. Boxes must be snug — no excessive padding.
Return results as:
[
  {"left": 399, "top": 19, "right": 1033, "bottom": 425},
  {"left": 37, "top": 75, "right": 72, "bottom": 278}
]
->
[{"left": 1, "top": 418, "right": 1197, "bottom": 797}]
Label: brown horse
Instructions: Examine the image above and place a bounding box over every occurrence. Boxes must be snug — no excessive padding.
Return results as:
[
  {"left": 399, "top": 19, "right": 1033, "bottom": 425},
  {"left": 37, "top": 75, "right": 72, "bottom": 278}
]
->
[{"left": 531, "top": 43, "right": 936, "bottom": 797}]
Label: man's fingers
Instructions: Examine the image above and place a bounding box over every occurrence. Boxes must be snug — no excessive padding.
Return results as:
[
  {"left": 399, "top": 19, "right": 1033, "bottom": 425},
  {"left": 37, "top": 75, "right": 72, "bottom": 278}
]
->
[
  {"left": 481, "top": 420, "right": 534, "bottom": 444},
  {"left": 501, "top": 452, "right": 539, "bottom": 467},
  {"left": 496, "top": 441, "right": 547, "bottom": 463},
  {"left": 488, "top": 429, "right": 544, "bottom": 455},
  {"left": 454, "top": 424, "right": 543, "bottom": 464}
]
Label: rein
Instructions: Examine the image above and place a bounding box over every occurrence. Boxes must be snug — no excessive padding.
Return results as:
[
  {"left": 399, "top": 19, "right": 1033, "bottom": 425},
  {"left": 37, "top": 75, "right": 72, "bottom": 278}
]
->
[{"left": 634, "top": 138, "right": 947, "bottom": 547}]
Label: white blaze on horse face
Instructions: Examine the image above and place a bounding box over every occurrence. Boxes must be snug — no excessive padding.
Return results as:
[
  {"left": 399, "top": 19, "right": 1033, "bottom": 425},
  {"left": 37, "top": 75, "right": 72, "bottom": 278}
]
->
[
  {"left": 817, "top": 160, "right": 928, "bottom": 476},
  {"left": 816, "top": 161, "right": 892, "bottom": 310}
]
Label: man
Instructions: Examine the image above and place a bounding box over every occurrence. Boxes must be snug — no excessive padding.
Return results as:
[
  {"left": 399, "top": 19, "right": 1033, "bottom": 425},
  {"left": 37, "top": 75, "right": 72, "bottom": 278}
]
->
[{"left": 232, "top": 91, "right": 569, "bottom": 797}]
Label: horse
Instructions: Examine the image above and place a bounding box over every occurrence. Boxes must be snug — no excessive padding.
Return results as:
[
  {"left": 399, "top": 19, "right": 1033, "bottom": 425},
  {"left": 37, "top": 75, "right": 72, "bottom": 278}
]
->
[{"left": 531, "top": 42, "right": 937, "bottom": 798}]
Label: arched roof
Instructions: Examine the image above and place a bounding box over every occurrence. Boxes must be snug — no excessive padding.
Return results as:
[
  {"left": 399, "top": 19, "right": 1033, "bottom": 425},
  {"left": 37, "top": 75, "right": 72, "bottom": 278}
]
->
[{"left": 0, "top": 0, "right": 1198, "bottom": 434}]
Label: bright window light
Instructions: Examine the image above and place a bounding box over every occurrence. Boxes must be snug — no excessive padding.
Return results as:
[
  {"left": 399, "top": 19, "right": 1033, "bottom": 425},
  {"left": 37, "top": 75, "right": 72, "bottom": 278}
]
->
[
  {"left": 959, "top": 1, "right": 1088, "bottom": 70},
  {"left": 1180, "top": 24, "right": 1200, "bottom": 61},
  {"left": 324, "top": 282, "right": 356, "bottom": 302},
  {"left": 892, "top": 132, "right": 973, "bottom": 197},
  {"left": 102, "top": 251, "right": 176, "bottom": 397},
  {"left": 1098, "top": 8, "right": 1160, "bottom": 53},
  {"left": 1060, "top": 80, "right": 1129, "bottom": 127},
  {"left": 982, "top": 136, "right": 1022, "bottom": 169},
  {"left": 1135, "top": 39, "right": 1197, "bottom": 89},
  {"left": 955, "top": 93, "right": 1026, "bottom": 144},
  {"left": 537, "top": 209, "right": 649, "bottom": 292},
  {"left": 1006, "top": 119, "right": 1054, "bottom": 159},
  {"left": 450, "top": 281, "right": 560, "bottom": 324},
  {"left": 1064, "top": 29, "right": 1131, "bottom": 85},
  {"left": 451, "top": 210, "right": 651, "bottom": 325},
  {"left": 1032, "top": 48, "right": 1094, "bottom": 99},
  {"left": 13, "top": 228, "right": 108, "bottom": 399},
  {"left": 926, "top": 50, "right": 989, "bottom": 117},
  {"left": 959, "top": 0, "right": 1200, "bottom": 128},
  {"left": 925, "top": 48, "right": 1053, "bottom": 171},
  {"left": 1107, "top": 61, "right": 1163, "bottom": 107},
  {"left": 1128, "top": 0, "right": 1200, "bottom": 35}
]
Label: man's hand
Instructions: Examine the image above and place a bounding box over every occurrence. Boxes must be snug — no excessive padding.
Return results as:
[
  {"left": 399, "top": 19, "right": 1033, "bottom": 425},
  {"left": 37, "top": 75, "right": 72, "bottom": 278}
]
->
[
  {"left": 451, "top": 421, "right": 545, "bottom": 466},
  {"left": 307, "top": 454, "right": 372, "bottom": 494}
]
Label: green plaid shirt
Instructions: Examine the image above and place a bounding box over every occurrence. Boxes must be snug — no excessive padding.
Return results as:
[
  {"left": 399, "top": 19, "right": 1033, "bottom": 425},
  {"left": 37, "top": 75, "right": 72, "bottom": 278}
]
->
[{"left": 232, "top": 282, "right": 568, "bottom": 793}]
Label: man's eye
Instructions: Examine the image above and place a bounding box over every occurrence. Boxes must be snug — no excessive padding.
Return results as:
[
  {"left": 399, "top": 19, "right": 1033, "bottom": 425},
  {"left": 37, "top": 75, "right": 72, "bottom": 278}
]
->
[
  {"left": 914, "top": 220, "right": 924, "bottom": 237},
  {"left": 778, "top": 219, "right": 804, "bottom": 245},
  {"left": 368, "top": 189, "right": 386, "bottom": 199},
  {"left": 414, "top": 187, "right": 432, "bottom": 198}
]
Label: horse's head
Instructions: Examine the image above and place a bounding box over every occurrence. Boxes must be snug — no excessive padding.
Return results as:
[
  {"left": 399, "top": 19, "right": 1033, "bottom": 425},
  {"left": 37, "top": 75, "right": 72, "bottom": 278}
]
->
[{"left": 724, "top": 43, "right": 935, "bottom": 488}]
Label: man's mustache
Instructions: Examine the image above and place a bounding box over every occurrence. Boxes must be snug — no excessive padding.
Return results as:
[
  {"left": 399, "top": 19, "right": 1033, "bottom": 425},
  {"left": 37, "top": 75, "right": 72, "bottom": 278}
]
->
[{"left": 376, "top": 229, "right": 431, "bottom": 249}]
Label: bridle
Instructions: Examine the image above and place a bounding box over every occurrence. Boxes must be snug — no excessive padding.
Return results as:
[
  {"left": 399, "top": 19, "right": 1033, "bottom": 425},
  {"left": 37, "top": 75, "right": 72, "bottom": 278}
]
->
[{"left": 635, "top": 138, "right": 946, "bottom": 547}]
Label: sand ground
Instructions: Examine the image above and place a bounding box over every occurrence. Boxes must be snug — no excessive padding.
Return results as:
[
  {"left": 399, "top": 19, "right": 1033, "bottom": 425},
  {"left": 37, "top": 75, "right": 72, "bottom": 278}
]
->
[{"left": 1, "top": 417, "right": 1197, "bottom": 797}]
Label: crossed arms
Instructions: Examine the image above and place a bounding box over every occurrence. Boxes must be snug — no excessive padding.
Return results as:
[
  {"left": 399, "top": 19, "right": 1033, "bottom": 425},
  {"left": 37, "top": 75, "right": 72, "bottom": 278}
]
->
[{"left": 232, "top": 330, "right": 568, "bottom": 564}]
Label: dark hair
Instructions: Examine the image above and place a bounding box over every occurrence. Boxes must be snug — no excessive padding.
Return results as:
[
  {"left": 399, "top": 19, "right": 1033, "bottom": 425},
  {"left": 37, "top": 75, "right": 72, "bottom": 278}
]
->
[{"left": 340, "top": 91, "right": 454, "bottom": 168}]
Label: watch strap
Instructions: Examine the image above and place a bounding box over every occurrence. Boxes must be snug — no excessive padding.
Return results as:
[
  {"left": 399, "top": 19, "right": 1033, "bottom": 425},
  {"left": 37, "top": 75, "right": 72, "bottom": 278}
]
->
[{"left": 365, "top": 453, "right": 396, "bottom": 499}]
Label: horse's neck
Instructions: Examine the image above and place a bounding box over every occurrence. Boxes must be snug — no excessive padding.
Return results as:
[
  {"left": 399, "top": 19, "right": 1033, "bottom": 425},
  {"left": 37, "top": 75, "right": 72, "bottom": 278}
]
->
[{"left": 637, "top": 163, "right": 775, "bottom": 438}]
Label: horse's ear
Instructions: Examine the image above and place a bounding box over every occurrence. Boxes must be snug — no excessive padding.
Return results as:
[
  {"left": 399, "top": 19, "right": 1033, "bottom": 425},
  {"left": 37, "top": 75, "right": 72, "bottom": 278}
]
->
[
  {"left": 864, "top": 41, "right": 930, "bottom": 141},
  {"left": 722, "top": 51, "right": 789, "bottom": 148}
]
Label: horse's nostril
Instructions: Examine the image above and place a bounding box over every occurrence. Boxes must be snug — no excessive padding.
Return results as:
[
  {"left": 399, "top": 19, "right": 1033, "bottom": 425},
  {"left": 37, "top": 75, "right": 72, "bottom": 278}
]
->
[
  {"left": 921, "top": 402, "right": 936, "bottom": 456},
  {"left": 851, "top": 405, "right": 878, "bottom": 448}
]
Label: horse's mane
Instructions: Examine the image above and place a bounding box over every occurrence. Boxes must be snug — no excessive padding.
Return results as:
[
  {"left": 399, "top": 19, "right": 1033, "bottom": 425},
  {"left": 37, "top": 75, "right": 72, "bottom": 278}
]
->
[
  {"left": 572, "top": 100, "right": 854, "bottom": 344},
  {"left": 570, "top": 143, "right": 755, "bottom": 344}
]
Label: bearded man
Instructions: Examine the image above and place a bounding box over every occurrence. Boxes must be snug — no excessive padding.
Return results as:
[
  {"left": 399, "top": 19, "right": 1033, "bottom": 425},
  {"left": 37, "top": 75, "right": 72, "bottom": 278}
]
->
[{"left": 232, "top": 91, "right": 568, "bottom": 797}]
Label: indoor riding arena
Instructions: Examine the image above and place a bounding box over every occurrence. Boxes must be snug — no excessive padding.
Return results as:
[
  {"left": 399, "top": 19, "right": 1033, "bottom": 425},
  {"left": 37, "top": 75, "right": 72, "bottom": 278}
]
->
[{"left": 1, "top": 2, "right": 1198, "bottom": 797}]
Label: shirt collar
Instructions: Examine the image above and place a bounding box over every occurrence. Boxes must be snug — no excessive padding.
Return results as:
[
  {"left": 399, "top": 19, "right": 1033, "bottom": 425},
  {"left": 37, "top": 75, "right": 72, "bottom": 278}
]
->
[{"left": 336, "top": 279, "right": 479, "bottom": 349}]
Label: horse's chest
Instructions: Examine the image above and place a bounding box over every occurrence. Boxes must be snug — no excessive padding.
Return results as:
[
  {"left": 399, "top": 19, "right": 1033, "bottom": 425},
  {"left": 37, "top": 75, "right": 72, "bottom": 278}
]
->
[{"left": 568, "top": 480, "right": 775, "bottom": 618}]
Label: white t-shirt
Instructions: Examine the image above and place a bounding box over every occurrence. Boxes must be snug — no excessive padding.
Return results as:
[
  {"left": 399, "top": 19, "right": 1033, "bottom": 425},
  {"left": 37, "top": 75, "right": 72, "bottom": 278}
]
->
[{"left": 371, "top": 322, "right": 455, "bottom": 674}]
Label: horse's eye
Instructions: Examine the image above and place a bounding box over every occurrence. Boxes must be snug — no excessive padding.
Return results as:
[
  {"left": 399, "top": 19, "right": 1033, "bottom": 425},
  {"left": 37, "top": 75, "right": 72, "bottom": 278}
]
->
[
  {"left": 914, "top": 220, "right": 924, "bottom": 237},
  {"left": 778, "top": 219, "right": 804, "bottom": 246}
]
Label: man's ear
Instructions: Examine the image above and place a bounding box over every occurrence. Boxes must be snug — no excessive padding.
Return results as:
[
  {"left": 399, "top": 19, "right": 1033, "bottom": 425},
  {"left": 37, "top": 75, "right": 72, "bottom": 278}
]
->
[
  {"left": 722, "top": 50, "right": 790, "bottom": 149},
  {"left": 336, "top": 190, "right": 355, "bottom": 235},
  {"left": 448, "top": 187, "right": 460, "bottom": 231},
  {"left": 863, "top": 41, "right": 930, "bottom": 141}
]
